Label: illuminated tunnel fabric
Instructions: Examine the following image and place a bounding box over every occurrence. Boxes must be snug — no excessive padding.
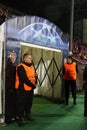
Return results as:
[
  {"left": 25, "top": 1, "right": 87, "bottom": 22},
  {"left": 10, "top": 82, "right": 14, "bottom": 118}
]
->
[{"left": 6, "top": 16, "right": 69, "bottom": 50}]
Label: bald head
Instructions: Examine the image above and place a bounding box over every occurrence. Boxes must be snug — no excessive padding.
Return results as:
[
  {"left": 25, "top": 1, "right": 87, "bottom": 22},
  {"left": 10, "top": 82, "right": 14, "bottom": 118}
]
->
[{"left": 23, "top": 53, "right": 33, "bottom": 64}]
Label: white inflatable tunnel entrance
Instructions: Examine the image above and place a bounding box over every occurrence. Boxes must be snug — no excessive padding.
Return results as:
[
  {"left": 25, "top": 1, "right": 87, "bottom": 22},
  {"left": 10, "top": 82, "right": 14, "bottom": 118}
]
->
[{"left": 0, "top": 16, "right": 68, "bottom": 123}]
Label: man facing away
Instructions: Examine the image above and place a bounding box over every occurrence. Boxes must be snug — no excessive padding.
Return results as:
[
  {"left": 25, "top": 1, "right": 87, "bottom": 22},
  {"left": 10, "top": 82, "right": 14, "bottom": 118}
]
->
[
  {"left": 15, "top": 53, "right": 37, "bottom": 127},
  {"left": 63, "top": 55, "right": 78, "bottom": 105}
]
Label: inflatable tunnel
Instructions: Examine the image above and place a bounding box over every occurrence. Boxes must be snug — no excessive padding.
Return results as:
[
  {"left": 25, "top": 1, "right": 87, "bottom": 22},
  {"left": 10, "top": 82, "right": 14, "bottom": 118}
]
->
[{"left": 0, "top": 16, "right": 69, "bottom": 123}]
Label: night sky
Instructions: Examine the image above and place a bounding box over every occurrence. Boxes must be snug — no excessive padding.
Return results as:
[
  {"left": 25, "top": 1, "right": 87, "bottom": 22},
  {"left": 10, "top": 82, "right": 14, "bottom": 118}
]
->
[{"left": 0, "top": 0, "right": 87, "bottom": 33}]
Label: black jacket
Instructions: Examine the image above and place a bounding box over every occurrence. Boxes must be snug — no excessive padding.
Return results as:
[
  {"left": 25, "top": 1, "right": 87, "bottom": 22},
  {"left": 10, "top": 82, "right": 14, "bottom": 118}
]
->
[{"left": 6, "top": 60, "right": 16, "bottom": 90}]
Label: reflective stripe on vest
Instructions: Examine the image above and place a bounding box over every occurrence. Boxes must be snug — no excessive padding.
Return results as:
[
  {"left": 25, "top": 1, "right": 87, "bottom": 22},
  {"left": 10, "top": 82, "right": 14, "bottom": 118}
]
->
[
  {"left": 15, "top": 63, "right": 36, "bottom": 91},
  {"left": 63, "top": 62, "right": 77, "bottom": 80}
]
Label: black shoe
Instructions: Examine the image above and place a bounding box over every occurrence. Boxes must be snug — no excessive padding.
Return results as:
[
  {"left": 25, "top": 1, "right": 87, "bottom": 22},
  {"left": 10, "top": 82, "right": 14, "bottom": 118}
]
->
[
  {"left": 5, "top": 117, "right": 13, "bottom": 124},
  {"left": 17, "top": 119, "right": 23, "bottom": 127},
  {"left": 24, "top": 115, "right": 34, "bottom": 121}
]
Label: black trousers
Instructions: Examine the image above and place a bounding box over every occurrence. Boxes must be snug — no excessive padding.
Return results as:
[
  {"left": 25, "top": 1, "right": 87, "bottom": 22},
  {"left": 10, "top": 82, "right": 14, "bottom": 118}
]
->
[
  {"left": 5, "top": 89, "right": 17, "bottom": 123},
  {"left": 16, "top": 90, "right": 33, "bottom": 119},
  {"left": 64, "top": 80, "right": 77, "bottom": 102}
]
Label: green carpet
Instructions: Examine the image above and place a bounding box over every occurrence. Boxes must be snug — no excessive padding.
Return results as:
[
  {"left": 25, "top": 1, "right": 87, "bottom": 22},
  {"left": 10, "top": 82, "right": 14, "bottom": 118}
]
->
[{"left": 0, "top": 94, "right": 87, "bottom": 130}]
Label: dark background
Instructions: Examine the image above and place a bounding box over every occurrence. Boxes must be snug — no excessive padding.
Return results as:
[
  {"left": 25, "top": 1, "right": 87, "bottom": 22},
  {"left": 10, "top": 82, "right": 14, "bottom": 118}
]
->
[{"left": 0, "top": 0, "right": 87, "bottom": 33}]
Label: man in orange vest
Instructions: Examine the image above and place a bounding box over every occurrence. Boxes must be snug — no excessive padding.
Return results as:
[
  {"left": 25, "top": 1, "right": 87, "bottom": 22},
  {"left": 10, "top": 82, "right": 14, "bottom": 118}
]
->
[
  {"left": 15, "top": 53, "right": 37, "bottom": 127},
  {"left": 63, "top": 55, "right": 78, "bottom": 105}
]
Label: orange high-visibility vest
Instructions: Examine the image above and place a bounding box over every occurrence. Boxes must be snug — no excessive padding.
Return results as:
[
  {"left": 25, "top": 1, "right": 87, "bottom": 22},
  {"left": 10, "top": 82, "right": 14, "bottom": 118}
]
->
[
  {"left": 63, "top": 62, "right": 77, "bottom": 80},
  {"left": 15, "top": 63, "right": 36, "bottom": 91}
]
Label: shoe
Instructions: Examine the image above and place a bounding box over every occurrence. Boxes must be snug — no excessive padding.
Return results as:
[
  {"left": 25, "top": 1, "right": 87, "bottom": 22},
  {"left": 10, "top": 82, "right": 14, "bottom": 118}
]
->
[
  {"left": 5, "top": 117, "right": 13, "bottom": 124},
  {"left": 24, "top": 115, "right": 34, "bottom": 121},
  {"left": 17, "top": 118, "right": 23, "bottom": 127}
]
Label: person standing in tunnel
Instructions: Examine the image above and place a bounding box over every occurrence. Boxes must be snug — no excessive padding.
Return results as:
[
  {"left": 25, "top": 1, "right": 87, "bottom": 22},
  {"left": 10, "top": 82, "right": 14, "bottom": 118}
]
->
[
  {"left": 5, "top": 50, "right": 17, "bottom": 124},
  {"left": 63, "top": 55, "right": 78, "bottom": 105},
  {"left": 15, "top": 53, "right": 37, "bottom": 127}
]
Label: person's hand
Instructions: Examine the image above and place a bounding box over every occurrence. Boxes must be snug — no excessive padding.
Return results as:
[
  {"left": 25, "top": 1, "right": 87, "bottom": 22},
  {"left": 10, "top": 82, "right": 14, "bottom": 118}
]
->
[{"left": 35, "top": 73, "right": 38, "bottom": 84}]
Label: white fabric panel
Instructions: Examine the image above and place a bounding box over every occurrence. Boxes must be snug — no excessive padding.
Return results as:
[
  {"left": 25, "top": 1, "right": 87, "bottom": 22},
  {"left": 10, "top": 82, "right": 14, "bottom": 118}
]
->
[
  {"left": 0, "top": 40, "right": 2, "bottom": 114},
  {"left": 0, "top": 23, "right": 6, "bottom": 120},
  {"left": 0, "top": 23, "right": 6, "bottom": 114},
  {"left": 53, "top": 52, "right": 62, "bottom": 97}
]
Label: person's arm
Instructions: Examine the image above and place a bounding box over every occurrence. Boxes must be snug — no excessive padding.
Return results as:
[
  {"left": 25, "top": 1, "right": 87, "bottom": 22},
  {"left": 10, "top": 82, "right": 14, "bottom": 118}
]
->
[
  {"left": 17, "top": 65, "right": 36, "bottom": 89},
  {"left": 76, "top": 63, "right": 78, "bottom": 73}
]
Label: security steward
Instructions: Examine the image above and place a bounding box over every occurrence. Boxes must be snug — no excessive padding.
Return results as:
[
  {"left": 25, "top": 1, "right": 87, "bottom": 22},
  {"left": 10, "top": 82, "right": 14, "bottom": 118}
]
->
[
  {"left": 63, "top": 55, "right": 78, "bottom": 105},
  {"left": 15, "top": 53, "right": 37, "bottom": 127}
]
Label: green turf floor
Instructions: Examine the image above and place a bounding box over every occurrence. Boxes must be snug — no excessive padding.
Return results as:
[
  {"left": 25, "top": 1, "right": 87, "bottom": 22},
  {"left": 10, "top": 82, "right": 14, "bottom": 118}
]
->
[{"left": 0, "top": 94, "right": 87, "bottom": 130}]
